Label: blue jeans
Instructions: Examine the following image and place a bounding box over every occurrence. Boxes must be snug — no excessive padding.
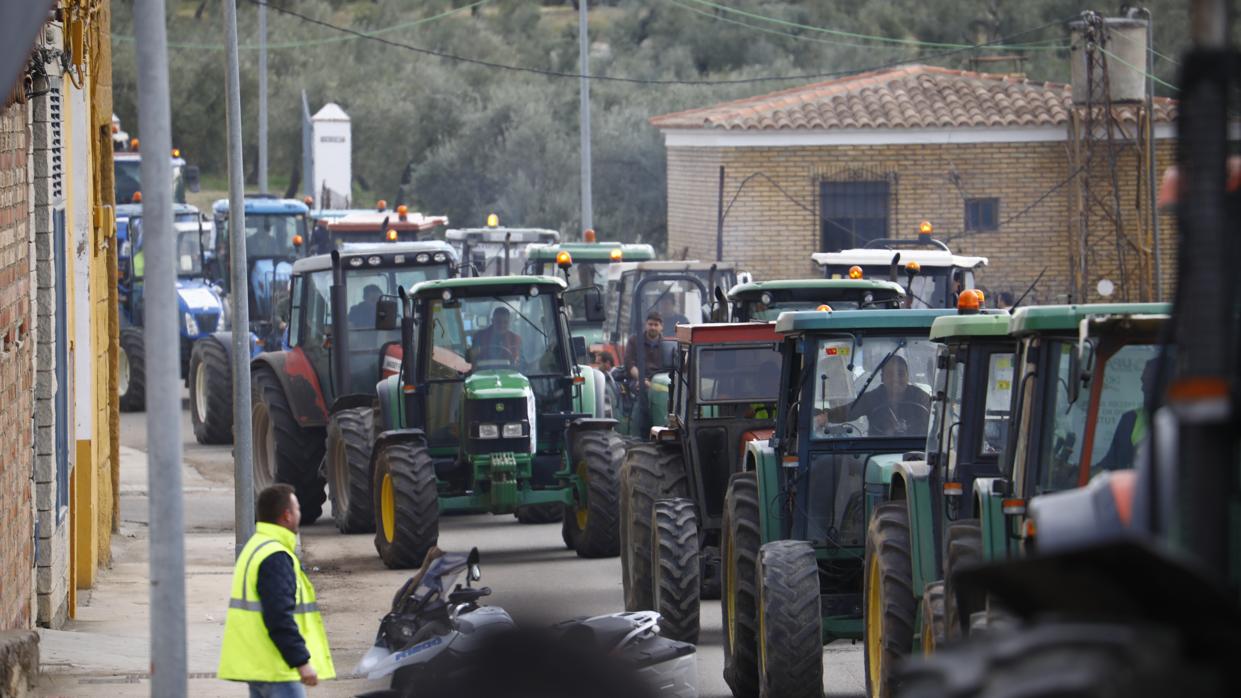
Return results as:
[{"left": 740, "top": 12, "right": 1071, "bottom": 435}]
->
[{"left": 248, "top": 681, "right": 306, "bottom": 698}]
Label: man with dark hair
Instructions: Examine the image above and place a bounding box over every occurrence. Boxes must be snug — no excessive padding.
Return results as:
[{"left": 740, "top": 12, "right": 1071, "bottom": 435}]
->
[
  {"left": 624, "top": 312, "right": 671, "bottom": 436},
  {"left": 471, "top": 306, "right": 522, "bottom": 363},
  {"left": 310, "top": 219, "right": 332, "bottom": 255},
  {"left": 348, "top": 284, "right": 384, "bottom": 328},
  {"left": 817, "top": 354, "right": 930, "bottom": 436},
  {"left": 219, "top": 484, "right": 335, "bottom": 696}
]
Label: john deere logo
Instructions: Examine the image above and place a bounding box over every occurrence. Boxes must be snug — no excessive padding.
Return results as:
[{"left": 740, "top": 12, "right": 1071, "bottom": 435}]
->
[{"left": 495, "top": 403, "right": 505, "bottom": 412}]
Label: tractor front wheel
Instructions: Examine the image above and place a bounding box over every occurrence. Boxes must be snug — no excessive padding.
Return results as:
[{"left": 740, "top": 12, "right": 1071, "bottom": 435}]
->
[
  {"left": 251, "top": 367, "right": 326, "bottom": 524},
  {"left": 863, "top": 501, "right": 917, "bottom": 698},
  {"left": 372, "top": 440, "right": 439, "bottom": 569},
  {"left": 920, "top": 582, "right": 947, "bottom": 654},
  {"left": 756, "top": 540, "right": 823, "bottom": 698},
  {"left": 944, "top": 519, "right": 984, "bottom": 639},
  {"left": 563, "top": 429, "right": 623, "bottom": 558},
  {"left": 189, "top": 338, "right": 233, "bottom": 445},
  {"left": 651, "top": 498, "right": 700, "bottom": 644},
  {"left": 619, "top": 443, "right": 688, "bottom": 611},
  {"left": 722, "top": 471, "right": 761, "bottom": 698},
  {"left": 119, "top": 328, "right": 146, "bottom": 412},
  {"left": 327, "top": 406, "right": 376, "bottom": 534}
]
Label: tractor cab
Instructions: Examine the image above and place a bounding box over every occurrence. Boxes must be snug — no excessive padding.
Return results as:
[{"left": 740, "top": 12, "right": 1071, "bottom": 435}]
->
[
  {"left": 812, "top": 223, "right": 986, "bottom": 309},
  {"left": 446, "top": 222, "right": 559, "bottom": 277},
  {"left": 727, "top": 278, "right": 905, "bottom": 321},
  {"left": 323, "top": 208, "right": 448, "bottom": 250},
  {"left": 113, "top": 146, "right": 200, "bottom": 206}
]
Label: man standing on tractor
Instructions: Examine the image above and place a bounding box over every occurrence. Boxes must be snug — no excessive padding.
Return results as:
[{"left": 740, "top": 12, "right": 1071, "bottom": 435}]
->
[
  {"left": 817, "top": 354, "right": 931, "bottom": 436},
  {"left": 348, "top": 284, "right": 384, "bottom": 329},
  {"left": 218, "top": 484, "right": 335, "bottom": 695},
  {"left": 310, "top": 219, "right": 332, "bottom": 255},
  {"left": 624, "top": 311, "right": 670, "bottom": 435},
  {"left": 471, "top": 307, "right": 522, "bottom": 363}
]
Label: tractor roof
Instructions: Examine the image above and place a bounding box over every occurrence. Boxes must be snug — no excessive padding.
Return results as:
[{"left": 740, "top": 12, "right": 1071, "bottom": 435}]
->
[
  {"left": 929, "top": 311, "right": 1012, "bottom": 341},
  {"left": 728, "top": 278, "right": 905, "bottom": 300},
  {"left": 812, "top": 249, "right": 987, "bottom": 270},
  {"left": 309, "top": 208, "right": 369, "bottom": 221},
  {"left": 292, "top": 241, "right": 457, "bottom": 274},
  {"left": 114, "top": 151, "right": 186, "bottom": 166},
  {"left": 410, "top": 274, "right": 567, "bottom": 298},
  {"left": 446, "top": 228, "right": 560, "bottom": 244},
  {"left": 326, "top": 210, "right": 448, "bottom": 232},
  {"left": 116, "top": 202, "right": 200, "bottom": 220},
  {"left": 526, "top": 241, "right": 656, "bottom": 263},
  {"left": 212, "top": 197, "right": 309, "bottom": 216},
  {"left": 775, "top": 307, "right": 955, "bottom": 336},
  {"left": 1008, "top": 303, "right": 1171, "bottom": 335},
  {"left": 675, "top": 322, "right": 780, "bottom": 346}
]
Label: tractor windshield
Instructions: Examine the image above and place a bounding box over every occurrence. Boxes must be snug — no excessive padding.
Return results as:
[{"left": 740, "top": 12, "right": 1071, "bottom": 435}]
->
[
  {"left": 219, "top": 213, "right": 307, "bottom": 260},
  {"left": 639, "top": 279, "right": 707, "bottom": 338},
  {"left": 428, "top": 293, "right": 563, "bottom": 378},
  {"left": 128, "top": 218, "right": 204, "bottom": 278},
  {"left": 114, "top": 158, "right": 188, "bottom": 205},
  {"left": 694, "top": 345, "right": 781, "bottom": 417},
  {"left": 811, "top": 334, "right": 938, "bottom": 439}
]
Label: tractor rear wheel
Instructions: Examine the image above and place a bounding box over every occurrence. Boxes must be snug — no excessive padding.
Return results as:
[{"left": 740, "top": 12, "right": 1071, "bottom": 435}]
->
[
  {"left": 372, "top": 440, "right": 439, "bottom": 569},
  {"left": 515, "top": 503, "right": 563, "bottom": 524},
  {"left": 920, "top": 582, "right": 947, "bottom": 654},
  {"left": 944, "top": 519, "right": 984, "bottom": 639},
  {"left": 327, "top": 406, "right": 376, "bottom": 534},
  {"left": 619, "top": 443, "right": 688, "bottom": 611},
  {"left": 651, "top": 498, "right": 700, "bottom": 644},
  {"left": 563, "top": 429, "right": 623, "bottom": 558},
  {"left": 251, "top": 367, "right": 327, "bottom": 524},
  {"left": 863, "top": 502, "right": 917, "bottom": 698},
  {"left": 722, "top": 471, "right": 761, "bottom": 698},
  {"left": 189, "top": 338, "right": 233, "bottom": 445},
  {"left": 756, "top": 540, "right": 823, "bottom": 698},
  {"left": 119, "top": 328, "right": 146, "bottom": 412}
]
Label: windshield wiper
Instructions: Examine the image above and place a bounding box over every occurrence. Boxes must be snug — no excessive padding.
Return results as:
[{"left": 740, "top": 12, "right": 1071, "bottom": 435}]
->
[{"left": 495, "top": 297, "right": 547, "bottom": 340}]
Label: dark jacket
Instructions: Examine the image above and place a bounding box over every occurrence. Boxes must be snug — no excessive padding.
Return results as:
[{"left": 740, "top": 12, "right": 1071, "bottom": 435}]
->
[
  {"left": 624, "top": 334, "right": 666, "bottom": 382},
  {"left": 256, "top": 551, "right": 311, "bottom": 669}
]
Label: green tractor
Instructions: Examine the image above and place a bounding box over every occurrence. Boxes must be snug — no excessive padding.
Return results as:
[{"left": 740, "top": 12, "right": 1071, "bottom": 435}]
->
[
  {"left": 720, "top": 307, "right": 951, "bottom": 697},
  {"left": 727, "top": 278, "right": 906, "bottom": 321},
  {"left": 369, "top": 275, "right": 622, "bottom": 568}
]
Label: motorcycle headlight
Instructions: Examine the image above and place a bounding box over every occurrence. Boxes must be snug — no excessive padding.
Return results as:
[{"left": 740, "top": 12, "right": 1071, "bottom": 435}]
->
[
  {"left": 502, "top": 422, "right": 524, "bottom": 439},
  {"left": 477, "top": 423, "right": 500, "bottom": 440},
  {"left": 184, "top": 312, "right": 199, "bottom": 336}
]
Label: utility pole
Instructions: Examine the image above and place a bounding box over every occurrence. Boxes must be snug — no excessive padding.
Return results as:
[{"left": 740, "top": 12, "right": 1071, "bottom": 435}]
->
[
  {"left": 578, "top": 0, "right": 593, "bottom": 236},
  {"left": 225, "top": 0, "right": 256, "bottom": 552},
  {"left": 258, "top": 0, "right": 269, "bottom": 193},
  {"left": 1140, "top": 8, "right": 1161, "bottom": 301},
  {"left": 715, "top": 166, "right": 725, "bottom": 261},
  {"left": 133, "top": 0, "right": 187, "bottom": 693}
]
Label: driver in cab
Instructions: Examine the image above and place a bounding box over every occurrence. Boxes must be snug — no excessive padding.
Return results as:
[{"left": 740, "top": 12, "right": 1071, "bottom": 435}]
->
[
  {"left": 470, "top": 307, "right": 521, "bottom": 363},
  {"left": 817, "top": 355, "right": 930, "bottom": 436}
]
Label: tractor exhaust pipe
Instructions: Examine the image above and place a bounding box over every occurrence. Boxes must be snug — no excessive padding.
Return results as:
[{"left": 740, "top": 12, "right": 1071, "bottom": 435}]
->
[{"left": 330, "top": 250, "right": 351, "bottom": 396}]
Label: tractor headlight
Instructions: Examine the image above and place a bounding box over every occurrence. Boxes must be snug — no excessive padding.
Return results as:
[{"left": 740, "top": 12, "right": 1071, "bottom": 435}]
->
[
  {"left": 433, "top": 252, "right": 447, "bottom": 263},
  {"left": 502, "top": 422, "right": 524, "bottom": 439},
  {"left": 184, "top": 312, "right": 199, "bottom": 336},
  {"left": 477, "top": 423, "right": 500, "bottom": 440}
]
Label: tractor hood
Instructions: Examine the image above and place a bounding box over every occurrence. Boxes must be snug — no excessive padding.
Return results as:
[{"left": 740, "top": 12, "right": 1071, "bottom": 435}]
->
[
  {"left": 464, "top": 370, "right": 532, "bottom": 400},
  {"left": 176, "top": 281, "right": 222, "bottom": 313}
]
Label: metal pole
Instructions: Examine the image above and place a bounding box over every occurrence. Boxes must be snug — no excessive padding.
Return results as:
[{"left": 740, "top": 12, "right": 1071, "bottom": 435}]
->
[
  {"left": 1141, "top": 9, "right": 1161, "bottom": 301},
  {"left": 578, "top": 0, "right": 593, "bottom": 235},
  {"left": 716, "top": 166, "right": 725, "bottom": 261},
  {"left": 258, "top": 0, "right": 269, "bottom": 194},
  {"left": 133, "top": 0, "right": 187, "bottom": 693},
  {"left": 225, "top": 0, "right": 256, "bottom": 552}
]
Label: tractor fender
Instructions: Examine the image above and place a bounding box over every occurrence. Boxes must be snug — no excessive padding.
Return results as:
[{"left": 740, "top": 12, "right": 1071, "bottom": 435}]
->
[
  {"left": 375, "top": 374, "right": 405, "bottom": 433},
  {"left": 371, "top": 428, "right": 429, "bottom": 461},
  {"left": 329, "top": 393, "right": 376, "bottom": 416},
  {"left": 566, "top": 418, "right": 619, "bottom": 459},
  {"left": 745, "top": 440, "right": 781, "bottom": 543},
  {"left": 886, "top": 459, "right": 938, "bottom": 595},
  {"left": 252, "top": 348, "right": 329, "bottom": 428},
  {"left": 973, "top": 477, "right": 1010, "bottom": 561},
  {"left": 1026, "top": 470, "right": 1135, "bottom": 555}
]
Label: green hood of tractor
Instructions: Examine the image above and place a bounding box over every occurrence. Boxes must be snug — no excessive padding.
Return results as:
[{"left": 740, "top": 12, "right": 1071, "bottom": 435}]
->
[{"left": 464, "top": 370, "right": 531, "bottom": 400}]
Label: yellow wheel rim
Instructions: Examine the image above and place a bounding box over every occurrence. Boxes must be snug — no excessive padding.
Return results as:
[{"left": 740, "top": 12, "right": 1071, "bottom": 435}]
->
[
  {"left": 575, "top": 460, "right": 589, "bottom": 531},
  {"left": 381, "top": 473, "right": 396, "bottom": 543},
  {"left": 921, "top": 612, "right": 935, "bottom": 654},
  {"left": 866, "top": 553, "right": 883, "bottom": 687}
]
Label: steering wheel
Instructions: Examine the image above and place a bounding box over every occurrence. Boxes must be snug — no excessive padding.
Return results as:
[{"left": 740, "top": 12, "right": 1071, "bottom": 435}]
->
[{"left": 863, "top": 401, "right": 931, "bottom": 435}]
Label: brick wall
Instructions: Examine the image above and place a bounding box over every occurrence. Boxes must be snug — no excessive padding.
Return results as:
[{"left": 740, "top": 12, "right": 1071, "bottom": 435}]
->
[
  {"left": 0, "top": 99, "right": 34, "bottom": 631},
  {"left": 666, "top": 136, "right": 1177, "bottom": 304}
]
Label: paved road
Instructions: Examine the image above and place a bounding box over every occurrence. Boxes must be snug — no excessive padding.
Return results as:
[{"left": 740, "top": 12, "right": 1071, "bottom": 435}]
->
[{"left": 109, "top": 397, "right": 866, "bottom": 697}]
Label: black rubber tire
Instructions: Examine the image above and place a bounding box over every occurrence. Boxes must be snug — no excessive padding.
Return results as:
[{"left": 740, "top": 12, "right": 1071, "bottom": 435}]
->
[
  {"left": 515, "top": 503, "right": 563, "bottom": 524},
  {"left": 919, "top": 582, "right": 947, "bottom": 654},
  {"left": 563, "top": 429, "right": 624, "bottom": 558},
  {"left": 898, "top": 622, "right": 1218, "bottom": 698},
  {"left": 864, "top": 501, "right": 917, "bottom": 698},
  {"left": 372, "top": 440, "right": 439, "bottom": 569},
  {"left": 756, "top": 540, "right": 823, "bottom": 698},
  {"left": 119, "top": 328, "right": 146, "bottom": 412},
  {"left": 327, "top": 406, "right": 376, "bottom": 534},
  {"left": 251, "top": 367, "right": 327, "bottom": 525},
  {"left": 189, "top": 338, "right": 233, "bottom": 445},
  {"left": 943, "top": 519, "right": 984, "bottom": 639},
  {"left": 722, "top": 471, "right": 761, "bottom": 698},
  {"left": 652, "top": 498, "right": 700, "bottom": 644},
  {"left": 619, "top": 442, "right": 688, "bottom": 611}
]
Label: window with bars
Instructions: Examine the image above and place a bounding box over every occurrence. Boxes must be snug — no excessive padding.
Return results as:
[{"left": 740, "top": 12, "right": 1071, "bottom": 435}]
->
[
  {"left": 820, "top": 180, "right": 890, "bottom": 251},
  {"left": 965, "top": 197, "right": 1000, "bottom": 232}
]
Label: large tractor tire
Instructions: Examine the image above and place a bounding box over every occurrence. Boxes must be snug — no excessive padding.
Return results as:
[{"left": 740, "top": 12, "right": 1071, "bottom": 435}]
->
[
  {"left": 189, "top": 338, "right": 233, "bottom": 445},
  {"left": 515, "top": 503, "right": 563, "bottom": 524},
  {"left": 563, "top": 429, "right": 624, "bottom": 558},
  {"left": 919, "top": 582, "right": 947, "bottom": 654},
  {"left": 651, "top": 498, "right": 700, "bottom": 644},
  {"left": 943, "top": 519, "right": 984, "bottom": 639},
  {"left": 755, "top": 540, "right": 823, "bottom": 698},
  {"left": 326, "top": 406, "right": 376, "bottom": 534},
  {"left": 372, "top": 440, "right": 439, "bottom": 569},
  {"left": 899, "top": 622, "right": 1216, "bottom": 698},
  {"left": 118, "top": 328, "right": 146, "bottom": 412},
  {"left": 864, "top": 502, "right": 918, "bottom": 698},
  {"left": 252, "top": 367, "right": 327, "bottom": 524},
  {"left": 722, "top": 471, "right": 762, "bottom": 698},
  {"left": 619, "top": 443, "right": 688, "bottom": 611}
]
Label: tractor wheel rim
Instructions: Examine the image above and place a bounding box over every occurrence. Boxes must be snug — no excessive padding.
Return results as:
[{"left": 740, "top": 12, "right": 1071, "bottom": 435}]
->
[
  {"left": 331, "top": 438, "right": 349, "bottom": 512},
  {"left": 381, "top": 473, "right": 396, "bottom": 543},
  {"left": 252, "top": 404, "right": 274, "bottom": 489},
  {"left": 866, "top": 553, "right": 883, "bottom": 687},
  {"left": 193, "top": 360, "right": 207, "bottom": 421},
  {"left": 575, "top": 459, "right": 589, "bottom": 531},
  {"left": 118, "top": 348, "right": 130, "bottom": 395},
  {"left": 922, "top": 611, "right": 935, "bottom": 653}
]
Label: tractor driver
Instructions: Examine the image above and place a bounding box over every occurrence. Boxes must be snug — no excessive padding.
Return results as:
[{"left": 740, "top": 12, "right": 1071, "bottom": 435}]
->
[
  {"left": 471, "top": 307, "right": 522, "bottom": 364},
  {"left": 624, "top": 311, "right": 669, "bottom": 436},
  {"left": 1093, "top": 357, "right": 1158, "bottom": 473},
  {"left": 348, "top": 284, "right": 384, "bottom": 328},
  {"left": 815, "top": 355, "right": 930, "bottom": 437}
]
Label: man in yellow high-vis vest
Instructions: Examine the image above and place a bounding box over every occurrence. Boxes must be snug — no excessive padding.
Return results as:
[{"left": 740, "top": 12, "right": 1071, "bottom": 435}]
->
[{"left": 218, "top": 484, "right": 335, "bottom": 696}]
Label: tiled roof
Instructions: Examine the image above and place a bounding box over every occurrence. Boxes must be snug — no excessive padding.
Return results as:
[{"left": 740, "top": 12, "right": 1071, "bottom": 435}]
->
[{"left": 649, "top": 65, "right": 1176, "bottom": 131}]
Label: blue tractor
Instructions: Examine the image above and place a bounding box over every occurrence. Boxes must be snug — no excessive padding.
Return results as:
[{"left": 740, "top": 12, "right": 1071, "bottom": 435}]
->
[
  {"left": 116, "top": 203, "right": 224, "bottom": 412},
  {"left": 189, "top": 197, "right": 311, "bottom": 444}
]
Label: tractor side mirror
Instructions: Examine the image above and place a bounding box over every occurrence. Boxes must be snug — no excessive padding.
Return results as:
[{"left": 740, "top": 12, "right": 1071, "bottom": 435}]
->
[
  {"left": 375, "top": 296, "right": 400, "bottom": 331},
  {"left": 185, "top": 165, "right": 201, "bottom": 193},
  {"left": 1068, "top": 337, "right": 1095, "bottom": 405},
  {"left": 584, "top": 289, "right": 605, "bottom": 323},
  {"left": 571, "top": 335, "right": 588, "bottom": 363}
]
